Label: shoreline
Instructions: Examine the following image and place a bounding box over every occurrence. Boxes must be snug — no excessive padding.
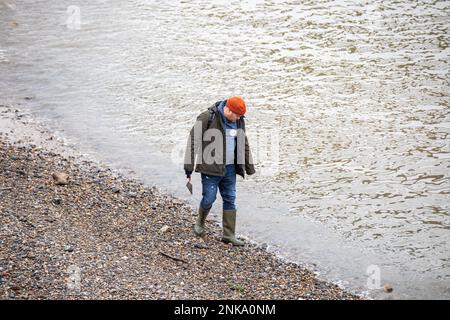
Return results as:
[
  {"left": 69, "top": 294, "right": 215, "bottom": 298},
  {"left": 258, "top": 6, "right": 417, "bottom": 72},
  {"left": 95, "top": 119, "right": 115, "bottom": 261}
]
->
[{"left": 0, "top": 104, "right": 361, "bottom": 299}]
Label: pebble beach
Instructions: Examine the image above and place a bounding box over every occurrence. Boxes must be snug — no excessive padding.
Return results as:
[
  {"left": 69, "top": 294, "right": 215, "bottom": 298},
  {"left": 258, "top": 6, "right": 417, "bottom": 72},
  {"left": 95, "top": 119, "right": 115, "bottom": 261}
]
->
[{"left": 0, "top": 104, "right": 361, "bottom": 300}]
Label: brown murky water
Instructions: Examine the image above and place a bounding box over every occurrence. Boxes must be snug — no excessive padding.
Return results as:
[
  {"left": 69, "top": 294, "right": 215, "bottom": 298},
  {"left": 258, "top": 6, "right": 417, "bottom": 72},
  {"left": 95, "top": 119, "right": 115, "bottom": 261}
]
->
[{"left": 1, "top": 0, "right": 449, "bottom": 298}]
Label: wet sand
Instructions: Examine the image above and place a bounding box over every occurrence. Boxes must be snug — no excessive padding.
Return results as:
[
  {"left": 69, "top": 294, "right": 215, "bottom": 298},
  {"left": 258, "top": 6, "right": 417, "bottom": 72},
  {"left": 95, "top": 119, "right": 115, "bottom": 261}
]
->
[{"left": 0, "top": 104, "right": 361, "bottom": 299}]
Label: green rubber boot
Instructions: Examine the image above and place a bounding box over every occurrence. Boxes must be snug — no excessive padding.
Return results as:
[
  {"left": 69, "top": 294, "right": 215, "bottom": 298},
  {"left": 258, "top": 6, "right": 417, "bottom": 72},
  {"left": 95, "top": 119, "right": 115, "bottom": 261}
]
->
[
  {"left": 193, "top": 206, "right": 211, "bottom": 236},
  {"left": 221, "top": 209, "right": 244, "bottom": 246}
]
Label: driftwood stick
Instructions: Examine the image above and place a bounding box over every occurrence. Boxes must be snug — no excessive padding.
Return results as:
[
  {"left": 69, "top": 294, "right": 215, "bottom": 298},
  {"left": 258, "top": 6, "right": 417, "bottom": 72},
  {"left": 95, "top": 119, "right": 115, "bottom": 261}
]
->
[{"left": 158, "top": 249, "right": 188, "bottom": 263}]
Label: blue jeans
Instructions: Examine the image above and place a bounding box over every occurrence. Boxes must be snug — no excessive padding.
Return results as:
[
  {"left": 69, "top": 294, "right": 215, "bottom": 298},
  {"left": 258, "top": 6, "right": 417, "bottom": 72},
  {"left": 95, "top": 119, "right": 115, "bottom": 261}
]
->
[{"left": 200, "top": 164, "right": 237, "bottom": 211}]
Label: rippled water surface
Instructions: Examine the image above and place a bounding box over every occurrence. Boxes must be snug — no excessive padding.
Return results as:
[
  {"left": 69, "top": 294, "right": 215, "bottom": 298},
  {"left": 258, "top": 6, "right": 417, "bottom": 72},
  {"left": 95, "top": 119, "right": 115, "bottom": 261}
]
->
[{"left": 1, "top": 0, "right": 449, "bottom": 298}]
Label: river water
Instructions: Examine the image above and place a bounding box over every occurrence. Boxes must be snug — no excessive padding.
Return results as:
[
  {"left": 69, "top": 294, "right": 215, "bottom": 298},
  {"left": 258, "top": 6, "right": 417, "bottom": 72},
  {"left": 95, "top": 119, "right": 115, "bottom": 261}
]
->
[{"left": 1, "top": 0, "right": 449, "bottom": 299}]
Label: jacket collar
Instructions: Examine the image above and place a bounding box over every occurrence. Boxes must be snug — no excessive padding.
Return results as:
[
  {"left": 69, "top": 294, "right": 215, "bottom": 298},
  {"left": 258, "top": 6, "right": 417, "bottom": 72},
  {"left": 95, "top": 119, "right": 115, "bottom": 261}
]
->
[{"left": 211, "top": 100, "right": 244, "bottom": 129}]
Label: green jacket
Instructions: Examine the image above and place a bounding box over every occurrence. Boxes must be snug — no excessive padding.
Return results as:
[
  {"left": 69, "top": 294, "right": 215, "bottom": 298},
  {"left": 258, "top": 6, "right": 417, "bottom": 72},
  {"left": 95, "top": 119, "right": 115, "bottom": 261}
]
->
[{"left": 184, "top": 101, "right": 256, "bottom": 179}]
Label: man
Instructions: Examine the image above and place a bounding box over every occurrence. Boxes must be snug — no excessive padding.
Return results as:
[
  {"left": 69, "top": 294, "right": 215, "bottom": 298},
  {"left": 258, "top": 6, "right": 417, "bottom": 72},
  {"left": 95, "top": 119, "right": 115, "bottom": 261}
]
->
[{"left": 184, "top": 96, "right": 255, "bottom": 246}]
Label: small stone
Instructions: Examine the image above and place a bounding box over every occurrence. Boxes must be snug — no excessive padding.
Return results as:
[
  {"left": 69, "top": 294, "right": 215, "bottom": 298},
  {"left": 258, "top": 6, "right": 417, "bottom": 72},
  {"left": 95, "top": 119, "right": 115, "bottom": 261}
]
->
[
  {"left": 52, "top": 198, "right": 62, "bottom": 205},
  {"left": 194, "top": 243, "right": 208, "bottom": 249},
  {"left": 159, "top": 225, "right": 171, "bottom": 233},
  {"left": 52, "top": 172, "right": 69, "bottom": 185},
  {"left": 111, "top": 187, "right": 121, "bottom": 194},
  {"left": 384, "top": 284, "right": 393, "bottom": 293},
  {"left": 64, "top": 245, "right": 74, "bottom": 252}
]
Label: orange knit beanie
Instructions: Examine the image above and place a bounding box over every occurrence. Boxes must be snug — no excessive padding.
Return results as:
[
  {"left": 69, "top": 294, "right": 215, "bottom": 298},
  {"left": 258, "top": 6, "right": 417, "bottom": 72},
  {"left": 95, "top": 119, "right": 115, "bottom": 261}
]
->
[{"left": 226, "top": 96, "right": 246, "bottom": 116}]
